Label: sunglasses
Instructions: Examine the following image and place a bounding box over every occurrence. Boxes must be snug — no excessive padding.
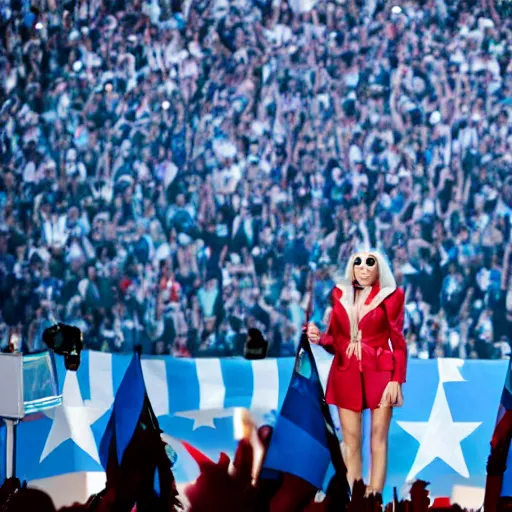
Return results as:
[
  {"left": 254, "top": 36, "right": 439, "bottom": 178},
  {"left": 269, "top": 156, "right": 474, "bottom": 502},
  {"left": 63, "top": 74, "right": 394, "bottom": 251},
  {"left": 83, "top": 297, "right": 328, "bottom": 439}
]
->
[{"left": 354, "top": 256, "right": 377, "bottom": 267}]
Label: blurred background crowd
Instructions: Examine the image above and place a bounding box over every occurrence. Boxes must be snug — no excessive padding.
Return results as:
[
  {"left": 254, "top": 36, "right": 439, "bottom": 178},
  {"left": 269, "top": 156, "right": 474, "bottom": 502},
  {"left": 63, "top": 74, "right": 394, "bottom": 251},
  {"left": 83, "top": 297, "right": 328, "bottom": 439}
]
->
[{"left": 0, "top": 0, "right": 511, "bottom": 359}]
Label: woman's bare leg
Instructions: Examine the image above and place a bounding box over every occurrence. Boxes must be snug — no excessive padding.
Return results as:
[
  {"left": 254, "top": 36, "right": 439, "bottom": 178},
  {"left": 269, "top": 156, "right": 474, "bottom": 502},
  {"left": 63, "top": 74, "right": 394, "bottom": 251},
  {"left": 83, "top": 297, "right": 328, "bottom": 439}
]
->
[
  {"left": 369, "top": 406, "right": 393, "bottom": 493},
  {"left": 338, "top": 408, "right": 363, "bottom": 489}
]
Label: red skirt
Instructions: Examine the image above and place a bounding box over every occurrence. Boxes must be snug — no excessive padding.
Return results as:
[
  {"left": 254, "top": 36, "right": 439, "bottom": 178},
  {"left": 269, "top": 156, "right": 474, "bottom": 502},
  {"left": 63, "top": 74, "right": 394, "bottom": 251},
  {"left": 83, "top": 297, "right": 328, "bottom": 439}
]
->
[{"left": 325, "top": 346, "right": 394, "bottom": 412}]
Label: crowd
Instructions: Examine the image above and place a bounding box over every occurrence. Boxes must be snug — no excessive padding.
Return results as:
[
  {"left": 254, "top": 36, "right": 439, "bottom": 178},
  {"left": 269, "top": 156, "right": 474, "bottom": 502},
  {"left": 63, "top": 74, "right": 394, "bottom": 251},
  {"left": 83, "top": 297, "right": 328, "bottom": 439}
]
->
[
  {"left": 0, "top": 442, "right": 481, "bottom": 512},
  {"left": 0, "top": 476, "right": 477, "bottom": 512},
  {"left": 0, "top": 0, "right": 511, "bottom": 359}
]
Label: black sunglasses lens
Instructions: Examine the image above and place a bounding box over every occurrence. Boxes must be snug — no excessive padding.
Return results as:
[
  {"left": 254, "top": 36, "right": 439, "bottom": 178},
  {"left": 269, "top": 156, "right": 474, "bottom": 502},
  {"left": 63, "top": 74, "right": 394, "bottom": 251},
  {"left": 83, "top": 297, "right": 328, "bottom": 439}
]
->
[
  {"left": 366, "top": 257, "right": 376, "bottom": 267},
  {"left": 354, "top": 257, "right": 362, "bottom": 266}
]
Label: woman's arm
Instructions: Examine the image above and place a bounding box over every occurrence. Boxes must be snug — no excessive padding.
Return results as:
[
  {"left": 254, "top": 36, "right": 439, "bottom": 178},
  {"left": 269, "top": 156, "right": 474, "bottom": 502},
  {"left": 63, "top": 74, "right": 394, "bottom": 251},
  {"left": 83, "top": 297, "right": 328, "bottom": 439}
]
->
[{"left": 384, "top": 288, "right": 407, "bottom": 383}]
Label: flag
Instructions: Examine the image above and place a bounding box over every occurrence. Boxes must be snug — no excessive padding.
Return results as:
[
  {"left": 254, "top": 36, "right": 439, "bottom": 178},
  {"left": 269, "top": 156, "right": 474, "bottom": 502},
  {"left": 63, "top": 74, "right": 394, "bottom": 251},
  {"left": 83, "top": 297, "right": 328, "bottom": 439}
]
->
[
  {"left": 491, "top": 356, "right": 512, "bottom": 449},
  {"left": 262, "top": 331, "right": 348, "bottom": 493},
  {"left": 160, "top": 434, "right": 205, "bottom": 483},
  {"left": 494, "top": 355, "right": 512, "bottom": 497},
  {"left": 98, "top": 351, "right": 181, "bottom": 509},
  {"left": 99, "top": 351, "right": 147, "bottom": 469},
  {"left": 12, "top": 350, "right": 508, "bottom": 505},
  {"left": 485, "top": 355, "right": 512, "bottom": 508},
  {"left": 0, "top": 420, "right": 5, "bottom": 483}
]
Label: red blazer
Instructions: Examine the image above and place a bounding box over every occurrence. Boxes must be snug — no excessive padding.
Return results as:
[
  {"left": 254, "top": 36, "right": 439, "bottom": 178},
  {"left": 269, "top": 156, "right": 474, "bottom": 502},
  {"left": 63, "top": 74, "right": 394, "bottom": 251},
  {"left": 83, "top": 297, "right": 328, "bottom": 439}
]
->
[{"left": 319, "top": 282, "right": 407, "bottom": 411}]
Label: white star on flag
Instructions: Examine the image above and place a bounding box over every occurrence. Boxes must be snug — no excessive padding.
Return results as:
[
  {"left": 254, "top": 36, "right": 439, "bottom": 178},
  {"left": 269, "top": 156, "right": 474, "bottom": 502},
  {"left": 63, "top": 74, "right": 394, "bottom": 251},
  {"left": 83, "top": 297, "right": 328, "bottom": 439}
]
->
[
  {"left": 397, "top": 382, "right": 481, "bottom": 481},
  {"left": 40, "top": 371, "right": 105, "bottom": 464},
  {"left": 437, "top": 358, "right": 466, "bottom": 385},
  {"left": 175, "top": 408, "right": 235, "bottom": 429}
]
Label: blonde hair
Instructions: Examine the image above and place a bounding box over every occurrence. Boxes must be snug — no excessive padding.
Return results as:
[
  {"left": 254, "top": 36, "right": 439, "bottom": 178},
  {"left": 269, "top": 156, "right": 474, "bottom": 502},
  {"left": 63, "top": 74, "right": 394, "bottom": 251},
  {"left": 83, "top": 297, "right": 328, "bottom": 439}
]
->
[{"left": 331, "top": 249, "right": 396, "bottom": 290}]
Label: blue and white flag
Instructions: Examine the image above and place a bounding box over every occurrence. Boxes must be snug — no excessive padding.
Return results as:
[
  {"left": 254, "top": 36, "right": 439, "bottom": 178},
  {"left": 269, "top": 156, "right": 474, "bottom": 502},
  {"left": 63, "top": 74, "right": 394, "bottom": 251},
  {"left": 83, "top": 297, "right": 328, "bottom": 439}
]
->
[
  {"left": 13, "top": 350, "right": 508, "bottom": 504},
  {"left": 262, "top": 334, "right": 342, "bottom": 490},
  {"left": 99, "top": 352, "right": 147, "bottom": 470}
]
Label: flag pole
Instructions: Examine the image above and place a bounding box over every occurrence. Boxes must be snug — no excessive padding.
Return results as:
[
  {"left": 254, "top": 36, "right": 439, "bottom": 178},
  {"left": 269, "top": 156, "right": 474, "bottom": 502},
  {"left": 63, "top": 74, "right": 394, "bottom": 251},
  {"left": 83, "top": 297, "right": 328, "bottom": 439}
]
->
[
  {"left": 4, "top": 419, "right": 18, "bottom": 479},
  {"left": 392, "top": 486, "right": 398, "bottom": 512},
  {"left": 304, "top": 262, "right": 316, "bottom": 329},
  {"left": 302, "top": 263, "right": 351, "bottom": 499}
]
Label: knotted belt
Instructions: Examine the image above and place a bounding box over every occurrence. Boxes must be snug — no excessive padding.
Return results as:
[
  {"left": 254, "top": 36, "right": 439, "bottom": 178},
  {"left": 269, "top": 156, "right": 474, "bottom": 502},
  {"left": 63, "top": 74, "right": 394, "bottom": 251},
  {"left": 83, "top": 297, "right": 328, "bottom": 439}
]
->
[
  {"left": 346, "top": 326, "right": 363, "bottom": 372},
  {"left": 346, "top": 328, "right": 362, "bottom": 361}
]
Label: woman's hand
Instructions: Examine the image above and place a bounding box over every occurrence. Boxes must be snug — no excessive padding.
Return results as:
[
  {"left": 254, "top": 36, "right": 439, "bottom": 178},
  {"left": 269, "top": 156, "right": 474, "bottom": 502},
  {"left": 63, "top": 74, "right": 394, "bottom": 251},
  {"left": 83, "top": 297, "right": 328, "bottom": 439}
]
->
[
  {"left": 305, "top": 323, "right": 321, "bottom": 344},
  {"left": 379, "top": 381, "right": 403, "bottom": 408}
]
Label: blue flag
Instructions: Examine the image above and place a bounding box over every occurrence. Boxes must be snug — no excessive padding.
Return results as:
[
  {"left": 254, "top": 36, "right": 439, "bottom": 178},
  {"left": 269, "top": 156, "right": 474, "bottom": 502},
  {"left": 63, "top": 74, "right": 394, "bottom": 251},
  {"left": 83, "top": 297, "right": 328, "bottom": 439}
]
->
[
  {"left": 493, "top": 356, "right": 512, "bottom": 497},
  {"left": 485, "top": 355, "right": 512, "bottom": 509},
  {"left": 262, "top": 333, "right": 345, "bottom": 490},
  {"left": 99, "top": 352, "right": 147, "bottom": 469}
]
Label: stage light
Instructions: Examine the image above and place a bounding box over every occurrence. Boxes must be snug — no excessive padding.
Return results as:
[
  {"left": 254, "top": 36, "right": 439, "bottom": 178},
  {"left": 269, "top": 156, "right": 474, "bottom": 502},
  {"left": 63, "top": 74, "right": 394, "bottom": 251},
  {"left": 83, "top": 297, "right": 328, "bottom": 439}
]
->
[
  {"left": 162, "top": 100, "right": 171, "bottom": 111},
  {"left": 391, "top": 5, "right": 402, "bottom": 14}
]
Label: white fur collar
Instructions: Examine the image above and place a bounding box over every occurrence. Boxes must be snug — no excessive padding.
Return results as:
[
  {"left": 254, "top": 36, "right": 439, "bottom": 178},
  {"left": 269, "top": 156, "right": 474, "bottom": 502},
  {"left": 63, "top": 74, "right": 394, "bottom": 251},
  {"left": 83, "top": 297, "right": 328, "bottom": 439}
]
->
[{"left": 336, "top": 280, "right": 396, "bottom": 329}]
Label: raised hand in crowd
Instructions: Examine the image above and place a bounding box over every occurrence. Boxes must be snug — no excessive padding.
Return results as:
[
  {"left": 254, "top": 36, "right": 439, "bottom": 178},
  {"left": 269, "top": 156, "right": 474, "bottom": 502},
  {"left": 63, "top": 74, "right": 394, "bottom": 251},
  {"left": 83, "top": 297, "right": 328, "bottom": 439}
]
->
[
  {"left": 184, "top": 437, "right": 258, "bottom": 511},
  {"left": 186, "top": 425, "right": 350, "bottom": 512}
]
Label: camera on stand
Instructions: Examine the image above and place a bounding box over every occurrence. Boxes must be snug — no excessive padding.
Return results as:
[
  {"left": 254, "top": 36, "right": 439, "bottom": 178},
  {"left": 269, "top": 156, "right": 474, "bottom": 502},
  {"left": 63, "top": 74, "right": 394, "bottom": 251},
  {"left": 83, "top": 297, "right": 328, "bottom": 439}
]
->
[{"left": 42, "top": 323, "right": 83, "bottom": 372}]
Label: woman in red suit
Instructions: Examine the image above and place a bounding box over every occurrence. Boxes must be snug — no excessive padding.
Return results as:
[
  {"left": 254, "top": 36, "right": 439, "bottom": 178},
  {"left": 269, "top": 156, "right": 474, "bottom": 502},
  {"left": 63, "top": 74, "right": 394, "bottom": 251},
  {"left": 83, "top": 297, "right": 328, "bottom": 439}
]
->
[{"left": 307, "top": 250, "right": 406, "bottom": 496}]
